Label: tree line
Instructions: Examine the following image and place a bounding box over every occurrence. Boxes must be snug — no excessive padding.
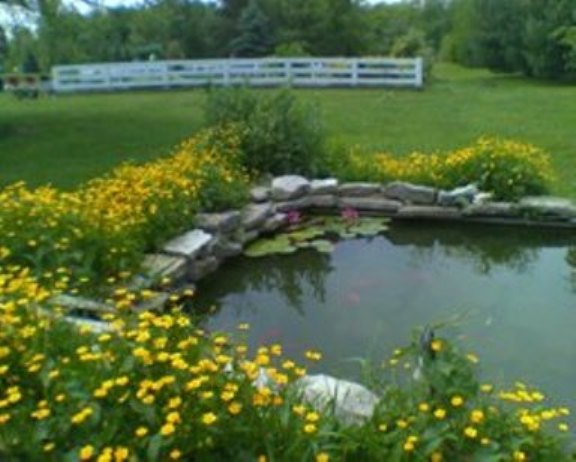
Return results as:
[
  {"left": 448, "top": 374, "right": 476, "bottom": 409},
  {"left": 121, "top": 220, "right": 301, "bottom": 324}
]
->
[{"left": 0, "top": 0, "right": 574, "bottom": 81}]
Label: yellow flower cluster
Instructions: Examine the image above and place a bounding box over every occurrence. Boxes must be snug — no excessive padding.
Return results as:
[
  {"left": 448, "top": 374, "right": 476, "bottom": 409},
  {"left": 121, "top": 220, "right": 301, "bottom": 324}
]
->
[
  {"left": 0, "top": 129, "right": 249, "bottom": 286},
  {"left": 0, "top": 272, "right": 322, "bottom": 460},
  {"left": 345, "top": 137, "right": 554, "bottom": 200}
]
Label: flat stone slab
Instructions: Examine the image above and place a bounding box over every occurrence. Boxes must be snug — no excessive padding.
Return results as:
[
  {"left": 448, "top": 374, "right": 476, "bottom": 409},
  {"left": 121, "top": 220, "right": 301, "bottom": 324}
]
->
[
  {"left": 195, "top": 211, "right": 241, "bottom": 233},
  {"left": 250, "top": 186, "right": 270, "bottom": 203},
  {"left": 234, "top": 229, "right": 260, "bottom": 245},
  {"left": 48, "top": 294, "right": 114, "bottom": 313},
  {"left": 275, "top": 197, "right": 311, "bottom": 212},
  {"left": 271, "top": 175, "right": 310, "bottom": 201},
  {"left": 383, "top": 181, "right": 437, "bottom": 205},
  {"left": 397, "top": 206, "right": 462, "bottom": 220},
  {"left": 437, "top": 184, "right": 479, "bottom": 207},
  {"left": 518, "top": 196, "right": 576, "bottom": 218},
  {"left": 211, "top": 238, "right": 243, "bottom": 259},
  {"left": 310, "top": 178, "right": 339, "bottom": 195},
  {"left": 309, "top": 194, "right": 338, "bottom": 208},
  {"left": 163, "top": 229, "right": 213, "bottom": 259},
  {"left": 142, "top": 254, "right": 187, "bottom": 281},
  {"left": 339, "top": 197, "right": 401, "bottom": 212},
  {"left": 296, "top": 374, "right": 379, "bottom": 425},
  {"left": 263, "top": 213, "right": 288, "bottom": 233},
  {"left": 189, "top": 256, "right": 220, "bottom": 282},
  {"left": 463, "top": 202, "right": 519, "bottom": 218},
  {"left": 242, "top": 203, "right": 274, "bottom": 230},
  {"left": 339, "top": 182, "right": 381, "bottom": 196}
]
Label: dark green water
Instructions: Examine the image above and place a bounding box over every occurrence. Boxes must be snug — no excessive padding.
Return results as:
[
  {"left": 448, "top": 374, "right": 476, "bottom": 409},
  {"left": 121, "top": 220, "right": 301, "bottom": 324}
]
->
[{"left": 195, "top": 222, "right": 576, "bottom": 413}]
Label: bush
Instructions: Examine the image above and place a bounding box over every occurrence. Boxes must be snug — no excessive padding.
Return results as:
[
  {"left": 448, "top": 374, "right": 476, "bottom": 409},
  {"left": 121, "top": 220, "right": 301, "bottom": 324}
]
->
[
  {"left": 0, "top": 269, "right": 572, "bottom": 461},
  {"left": 336, "top": 137, "right": 554, "bottom": 201},
  {"left": 0, "top": 130, "right": 250, "bottom": 289},
  {"left": 204, "top": 86, "right": 329, "bottom": 177}
]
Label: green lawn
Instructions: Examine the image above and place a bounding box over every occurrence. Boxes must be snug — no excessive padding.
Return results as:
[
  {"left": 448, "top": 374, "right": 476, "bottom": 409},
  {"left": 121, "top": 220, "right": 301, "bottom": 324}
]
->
[{"left": 2, "top": 63, "right": 576, "bottom": 196}]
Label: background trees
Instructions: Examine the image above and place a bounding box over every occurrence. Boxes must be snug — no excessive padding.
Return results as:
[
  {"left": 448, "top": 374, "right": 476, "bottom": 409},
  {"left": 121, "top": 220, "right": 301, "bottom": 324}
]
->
[{"left": 0, "top": 0, "right": 575, "bottom": 81}]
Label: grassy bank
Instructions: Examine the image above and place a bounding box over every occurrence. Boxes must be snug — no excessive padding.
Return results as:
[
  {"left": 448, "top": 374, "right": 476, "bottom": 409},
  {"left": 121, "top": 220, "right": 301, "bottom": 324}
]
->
[{"left": 1, "top": 63, "right": 576, "bottom": 195}]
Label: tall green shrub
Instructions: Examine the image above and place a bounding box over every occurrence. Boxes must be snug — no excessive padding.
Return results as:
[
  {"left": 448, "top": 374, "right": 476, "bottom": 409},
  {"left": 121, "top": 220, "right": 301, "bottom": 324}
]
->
[{"left": 204, "top": 86, "right": 328, "bottom": 176}]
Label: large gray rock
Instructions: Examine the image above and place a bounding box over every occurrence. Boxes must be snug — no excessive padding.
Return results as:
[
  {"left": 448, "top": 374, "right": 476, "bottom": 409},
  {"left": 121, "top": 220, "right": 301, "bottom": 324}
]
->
[
  {"left": 196, "top": 211, "right": 242, "bottom": 233},
  {"left": 142, "top": 254, "right": 187, "bottom": 282},
  {"left": 397, "top": 206, "right": 462, "bottom": 220},
  {"left": 437, "top": 184, "right": 479, "bottom": 207},
  {"left": 309, "top": 194, "right": 338, "bottom": 208},
  {"left": 271, "top": 175, "right": 311, "bottom": 201},
  {"left": 275, "top": 197, "right": 311, "bottom": 212},
  {"left": 163, "top": 229, "right": 213, "bottom": 259},
  {"left": 310, "top": 178, "right": 339, "bottom": 195},
  {"left": 383, "top": 181, "right": 437, "bottom": 205},
  {"left": 211, "top": 238, "right": 243, "bottom": 259},
  {"left": 338, "top": 197, "right": 401, "bottom": 213},
  {"left": 463, "top": 202, "right": 519, "bottom": 218},
  {"left": 263, "top": 213, "right": 288, "bottom": 233},
  {"left": 234, "top": 229, "right": 260, "bottom": 246},
  {"left": 242, "top": 203, "right": 274, "bottom": 230},
  {"left": 189, "top": 256, "right": 220, "bottom": 281},
  {"left": 518, "top": 196, "right": 576, "bottom": 219},
  {"left": 296, "top": 374, "right": 379, "bottom": 425},
  {"left": 338, "top": 182, "right": 381, "bottom": 197},
  {"left": 250, "top": 186, "right": 270, "bottom": 203}
]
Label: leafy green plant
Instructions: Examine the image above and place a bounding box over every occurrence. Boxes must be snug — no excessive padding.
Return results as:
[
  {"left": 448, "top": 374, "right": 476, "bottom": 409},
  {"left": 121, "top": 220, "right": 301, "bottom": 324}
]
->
[
  {"left": 204, "top": 86, "right": 329, "bottom": 176},
  {"left": 0, "top": 268, "right": 573, "bottom": 461},
  {"left": 337, "top": 137, "right": 554, "bottom": 201}
]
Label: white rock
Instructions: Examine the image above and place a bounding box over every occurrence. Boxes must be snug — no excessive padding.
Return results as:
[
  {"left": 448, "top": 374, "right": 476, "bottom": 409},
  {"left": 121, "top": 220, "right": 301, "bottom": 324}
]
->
[
  {"left": 296, "top": 374, "right": 379, "bottom": 425},
  {"left": 310, "top": 178, "right": 339, "bottom": 195},
  {"left": 242, "top": 203, "right": 274, "bottom": 230},
  {"left": 271, "top": 175, "right": 311, "bottom": 201},
  {"left": 163, "top": 229, "right": 213, "bottom": 259},
  {"left": 383, "top": 181, "right": 437, "bottom": 205},
  {"left": 142, "top": 254, "right": 187, "bottom": 281}
]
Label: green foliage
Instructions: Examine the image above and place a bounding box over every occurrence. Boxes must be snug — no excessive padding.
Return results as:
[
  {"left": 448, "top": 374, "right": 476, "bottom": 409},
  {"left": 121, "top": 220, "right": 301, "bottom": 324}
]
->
[
  {"left": 337, "top": 137, "right": 554, "bottom": 201},
  {"left": 229, "top": 0, "right": 275, "bottom": 57},
  {"left": 204, "top": 86, "right": 328, "bottom": 176},
  {"left": 446, "top": 0, "right": 576, "bottom": 81},
  {"left": 273, "top": 40, "right": 309, "bottom": 57}
]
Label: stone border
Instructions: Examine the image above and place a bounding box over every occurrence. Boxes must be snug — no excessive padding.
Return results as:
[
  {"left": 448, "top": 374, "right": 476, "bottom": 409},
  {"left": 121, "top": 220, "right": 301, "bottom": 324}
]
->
[{"left": 52, "top": 175, "right": 576, "bottom": 316}]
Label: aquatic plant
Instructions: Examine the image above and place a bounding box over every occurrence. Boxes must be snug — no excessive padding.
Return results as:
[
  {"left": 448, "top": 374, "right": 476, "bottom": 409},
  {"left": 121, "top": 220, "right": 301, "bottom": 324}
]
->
[{"left": 244, "top": 216, "right": 389, "bottom": 258}]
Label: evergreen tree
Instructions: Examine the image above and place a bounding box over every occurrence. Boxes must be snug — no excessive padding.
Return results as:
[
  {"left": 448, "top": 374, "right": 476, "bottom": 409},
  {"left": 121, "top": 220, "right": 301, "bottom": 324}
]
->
[{"left": 229, "top": 0, "right": 274, "bottom": 57}]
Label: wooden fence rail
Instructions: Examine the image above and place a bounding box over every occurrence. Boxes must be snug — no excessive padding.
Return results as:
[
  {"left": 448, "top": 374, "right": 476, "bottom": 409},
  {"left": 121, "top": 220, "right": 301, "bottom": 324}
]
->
[{"left": 51, "top": 57, "right": 423, "bottom": 93}]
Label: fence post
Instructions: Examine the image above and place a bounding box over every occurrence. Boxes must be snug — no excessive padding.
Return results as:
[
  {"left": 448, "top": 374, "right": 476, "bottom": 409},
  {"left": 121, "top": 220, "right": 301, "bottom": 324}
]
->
[{"left": 414, "top": 57, "right": 424, "bottom": 88}]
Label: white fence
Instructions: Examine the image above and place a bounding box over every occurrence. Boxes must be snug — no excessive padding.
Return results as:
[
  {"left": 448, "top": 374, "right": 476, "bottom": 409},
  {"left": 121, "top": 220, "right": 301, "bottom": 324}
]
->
[{"left": 51, "top": 57, "right": 423, "bottom": 93}]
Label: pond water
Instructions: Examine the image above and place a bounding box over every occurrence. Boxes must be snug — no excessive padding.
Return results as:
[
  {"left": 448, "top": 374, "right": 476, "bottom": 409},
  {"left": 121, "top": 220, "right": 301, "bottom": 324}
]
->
[{"left": 194, "top": 222, "right": 576, "bottom": 414}]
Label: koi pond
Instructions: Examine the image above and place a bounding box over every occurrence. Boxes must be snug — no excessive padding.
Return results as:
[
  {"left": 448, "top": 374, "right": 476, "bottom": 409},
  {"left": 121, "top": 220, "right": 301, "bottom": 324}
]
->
[{"left": 194, "top": 222, "right": 576, "bottom": 414}]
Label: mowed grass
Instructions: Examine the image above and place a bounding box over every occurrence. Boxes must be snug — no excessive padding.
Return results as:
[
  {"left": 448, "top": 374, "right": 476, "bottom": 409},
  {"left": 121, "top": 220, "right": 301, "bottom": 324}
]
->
[{"left": 1, "top": 63, "right": 576, "bottom": 195}]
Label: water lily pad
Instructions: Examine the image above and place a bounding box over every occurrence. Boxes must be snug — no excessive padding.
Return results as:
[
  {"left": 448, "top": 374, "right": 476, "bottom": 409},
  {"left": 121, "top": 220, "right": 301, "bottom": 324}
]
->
[
  {"left": 288, "top": 227, "right": 326, "bottom": 242},
  {"left": 244, "top": 236, "right": 297, "bottom": 257},
  {"left": 308, "top": 239, "right": 335, "bottom": 253},
  {"left": 244, "top": 216, "right": 389, "bottom": 257},
  {"left": 348, "top": 219, "right": 389, "bottom": 237}
]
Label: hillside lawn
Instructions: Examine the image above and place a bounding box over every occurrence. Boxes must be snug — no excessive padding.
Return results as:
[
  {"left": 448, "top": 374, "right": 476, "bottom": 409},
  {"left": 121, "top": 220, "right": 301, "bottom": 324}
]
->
[{"left": 1, "top": 63, "right": 575, "bottom": 196}]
